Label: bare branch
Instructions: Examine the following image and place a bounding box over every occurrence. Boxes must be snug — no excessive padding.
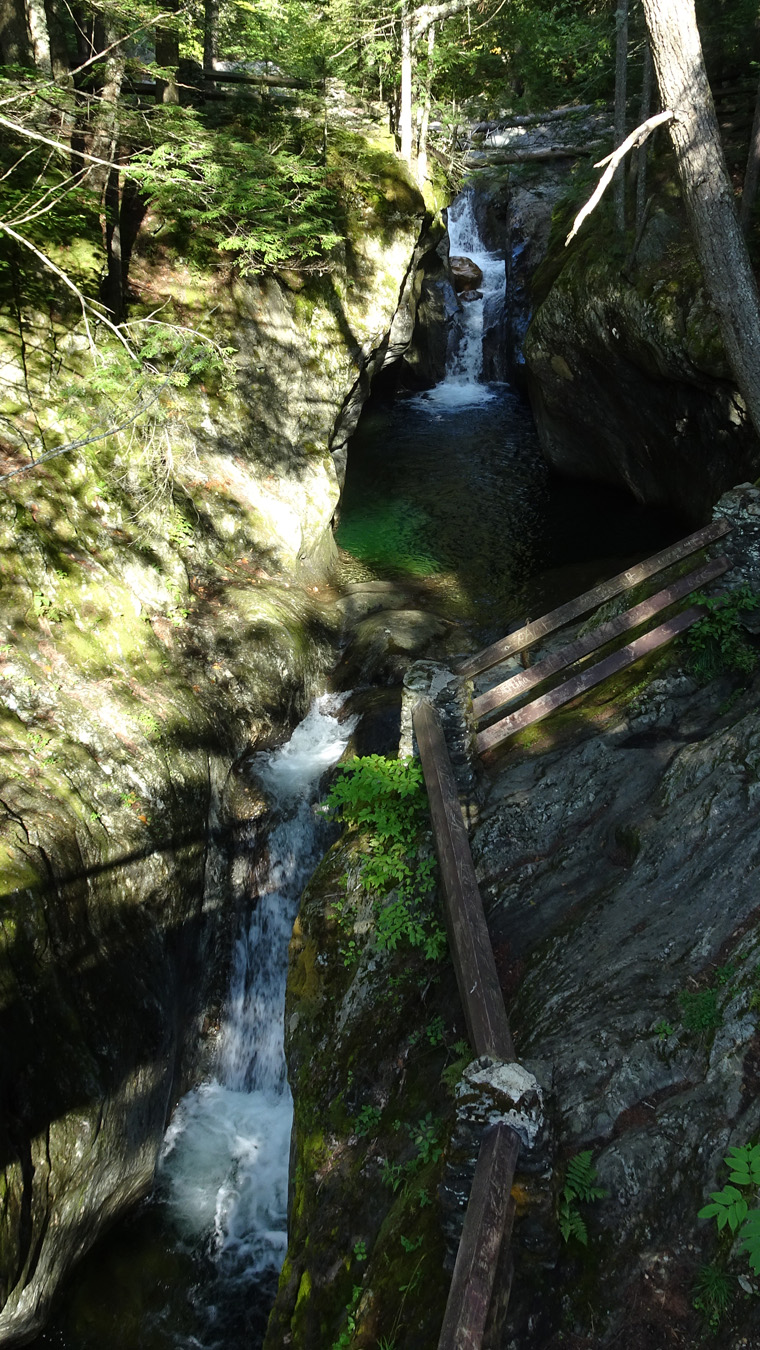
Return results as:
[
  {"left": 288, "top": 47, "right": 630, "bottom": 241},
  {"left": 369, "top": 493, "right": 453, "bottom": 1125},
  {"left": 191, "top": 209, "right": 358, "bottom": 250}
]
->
[
  {"left": 565, "top": 110, "right": 674, "bottom": 246},
  {"left": 0, "top": 223, "right": 137, "bottom": 360},
  {"left": 0, "top": 112, "right": 121, "bottom": 171}
]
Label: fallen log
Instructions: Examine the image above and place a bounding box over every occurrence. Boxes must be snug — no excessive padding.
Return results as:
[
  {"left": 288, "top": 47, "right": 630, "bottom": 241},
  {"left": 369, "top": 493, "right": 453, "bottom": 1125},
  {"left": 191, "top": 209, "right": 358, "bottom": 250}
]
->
[
  {"left": 466, "top": 140, "right": 607, "bottom": 166},
  {"left": 470, "top": 102, "right": 597, "bottom": 132}
]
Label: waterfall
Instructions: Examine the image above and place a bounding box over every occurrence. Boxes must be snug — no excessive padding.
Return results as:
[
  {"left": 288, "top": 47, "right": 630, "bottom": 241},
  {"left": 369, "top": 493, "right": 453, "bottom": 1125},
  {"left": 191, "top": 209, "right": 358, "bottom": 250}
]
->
[
  {"left": 157, "top": 694, "right": 357, "bottom": 1347},
  {"left": 419, "top": 189, "right": 506, "bottom": 408}
]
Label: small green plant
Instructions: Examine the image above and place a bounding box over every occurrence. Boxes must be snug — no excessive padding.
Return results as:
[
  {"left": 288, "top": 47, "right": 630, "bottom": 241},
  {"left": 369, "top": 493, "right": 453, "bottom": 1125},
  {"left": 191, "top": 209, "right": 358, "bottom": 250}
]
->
[
  {"left": 699, "top": 1143, "right": 760, "bottom": 1276},
  {"left": 331, "top": 1284, "right": 363, "bottom": 1350},
  {"left": 558, "top": 1151, "right": 607, "bottom": 1246},
  {"left": 354, "top": 1104, "right": 382, "bottom": 1137},
  {"left": 407, "top": 1113, "right": 443, "bottom": 1168},
  {"left": 323, "top": 755, "right": 445, "bottom": 962},
  {"left": 353, "top": 1239, "right": 367, "bottom": 1263},
  {"left": 399, "top": 1233, "right": 423, "bottom": 1253},
  {"left": 678, "top": 987, "right": 722, "bottom": 1032},
  {"left": 692, "top": 1262, "right": 732, "bottom": 1329},
  {"left": 687, "top": 584, "right": 759, "bottom": 682},
  {"left": 425, "top": 1015, "right": 446, "bottom": 1046},
  {"left": 655, "top": 1019, "right": 674, "bottom": 1041},
  {"left": 137, "top": 710, "right": 160, "bottom": 739}
]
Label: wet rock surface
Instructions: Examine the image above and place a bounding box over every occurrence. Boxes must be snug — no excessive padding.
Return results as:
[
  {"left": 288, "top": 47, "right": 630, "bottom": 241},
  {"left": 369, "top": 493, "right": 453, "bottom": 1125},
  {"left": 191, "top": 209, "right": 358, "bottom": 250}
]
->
[
  {"left": 525, "top": 198, "right": 760, "bottom": 519},
  {"left": 0, "top": 129, "right": 430, "bottom": 1341}
]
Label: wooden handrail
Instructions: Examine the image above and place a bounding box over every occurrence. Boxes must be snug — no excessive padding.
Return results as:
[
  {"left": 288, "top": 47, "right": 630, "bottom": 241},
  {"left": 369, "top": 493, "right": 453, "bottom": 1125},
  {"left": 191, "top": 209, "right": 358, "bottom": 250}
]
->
[
  {"left": 472, "top": 554, "right": 729, "bottom": 725},
  {"left": 412, "top": 698, "right": 514, "bottom": 1060},
  {"left": 455, "top": 517, "right": 731, "bottom": 680},
  {"left": 437, "top": 1122, "right": 520, "bottom": 1350},
  {"left": 476, "top": 604, "right": 704, "bottom": 756}
]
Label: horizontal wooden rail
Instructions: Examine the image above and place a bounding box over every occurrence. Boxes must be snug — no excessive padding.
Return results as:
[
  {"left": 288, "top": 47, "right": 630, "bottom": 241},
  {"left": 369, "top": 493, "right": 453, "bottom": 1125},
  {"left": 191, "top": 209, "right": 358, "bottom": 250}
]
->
[
  {"left": 437, "top": 1122, "right": 520, "bottom": 1350},
  {"left": 413, "top": 698, "right": 514, "bottom": 1060},
  {"left": 472, "top": 555, "right": 729, "bottom": 725},
  {"left": 476, "top": 604, "right": 704, "bottom": 756},
  {"left": 455, "top": 517, "right": 731, "bottom": 681}
]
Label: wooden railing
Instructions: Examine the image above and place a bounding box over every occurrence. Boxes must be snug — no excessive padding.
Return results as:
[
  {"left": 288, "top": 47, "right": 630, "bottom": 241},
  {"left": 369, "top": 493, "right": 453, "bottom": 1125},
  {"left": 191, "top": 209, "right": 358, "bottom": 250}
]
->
[
  {"left": 410, "top": 517, "right": 734, "bottom": 1346},
  {"left": 412, "top": 698, "right": 521, "bottom": 1349},
  {"left": 464, "top": 520, "right": 732, "bottom": 758}
]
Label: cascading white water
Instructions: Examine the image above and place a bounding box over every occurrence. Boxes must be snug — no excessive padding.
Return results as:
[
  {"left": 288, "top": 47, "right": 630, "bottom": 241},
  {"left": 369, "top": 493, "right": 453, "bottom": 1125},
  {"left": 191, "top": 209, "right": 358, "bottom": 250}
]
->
[
  {"left": 158, "top": 694, "right": 357, "bottom": 1345},
  {"left": 418, "top": 189, "right": 506, "bottom": 409}
]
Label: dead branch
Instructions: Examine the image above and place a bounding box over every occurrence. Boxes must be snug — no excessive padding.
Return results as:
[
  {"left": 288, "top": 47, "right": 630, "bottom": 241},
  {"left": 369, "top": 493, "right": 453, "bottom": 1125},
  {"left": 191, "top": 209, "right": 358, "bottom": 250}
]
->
[
  {"left": 466, "top": 140, "right": 606, "bottom": 166},
  {"left": 566, "top": 110, "right": 674, "bottom": 245}
]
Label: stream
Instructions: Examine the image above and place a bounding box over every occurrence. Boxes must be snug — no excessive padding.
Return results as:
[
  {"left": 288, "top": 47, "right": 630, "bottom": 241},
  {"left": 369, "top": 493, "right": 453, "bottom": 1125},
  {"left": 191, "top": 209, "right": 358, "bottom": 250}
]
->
[{"left": 32, "top": 187, "right": 684, "bottom": 1350}]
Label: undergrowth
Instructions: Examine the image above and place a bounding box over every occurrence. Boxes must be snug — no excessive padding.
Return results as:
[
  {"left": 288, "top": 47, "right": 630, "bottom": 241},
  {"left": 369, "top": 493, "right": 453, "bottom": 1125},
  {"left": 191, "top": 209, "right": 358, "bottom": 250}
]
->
[{"left": 323, "top": 754, "right": 446, "bottom": 962}]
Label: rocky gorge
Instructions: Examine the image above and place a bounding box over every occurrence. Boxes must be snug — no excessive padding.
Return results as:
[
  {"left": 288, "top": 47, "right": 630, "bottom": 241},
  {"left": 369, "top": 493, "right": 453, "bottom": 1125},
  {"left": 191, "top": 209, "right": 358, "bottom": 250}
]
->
[{"left": 2, "top": 92, "right": 760, "bottom": 1350}]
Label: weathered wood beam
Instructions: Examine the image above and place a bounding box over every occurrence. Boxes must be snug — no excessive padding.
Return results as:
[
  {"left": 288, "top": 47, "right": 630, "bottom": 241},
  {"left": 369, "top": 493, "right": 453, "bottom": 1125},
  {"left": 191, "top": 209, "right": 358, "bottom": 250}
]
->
[
  {"left": 472, "top": 554, "right": 729, "bottom": 725},
  {"left": 455, "top": 517, "right": 731, "bottom": 681},
  {"left": 437, "top": 1122, "right": 520, "bottom": 1350},
  {"left": 475, "top": 605, "right": 705, "bottom": 757},
  {"left": 412, "top": 698, "right": 514, "bottom": 1061}
]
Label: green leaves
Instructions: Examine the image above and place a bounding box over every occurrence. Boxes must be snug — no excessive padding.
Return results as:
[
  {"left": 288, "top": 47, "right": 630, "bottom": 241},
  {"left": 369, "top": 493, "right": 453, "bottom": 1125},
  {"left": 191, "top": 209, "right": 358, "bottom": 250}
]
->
[
  {"left": 558, "top": 1150, "right": 606, "bottom": 1246},
  {"left": 687, "top": 584, "right": 759, "bottom": 682},
  {"left": 325, "top": 755, "right": 446, "bottom": 962},
  {"left": 699, "top": 1143, "right": 760, "bottom": 1277}
]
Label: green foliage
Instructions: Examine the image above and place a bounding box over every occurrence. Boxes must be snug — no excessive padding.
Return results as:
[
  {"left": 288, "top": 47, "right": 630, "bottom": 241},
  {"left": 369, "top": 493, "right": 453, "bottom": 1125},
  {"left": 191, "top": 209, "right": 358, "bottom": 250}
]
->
[
  {"left": 699, "top": 1143, "right": 760, "bottom": 1276},
  {"left": 558, "top": 1150, "right": 606, "bottom": 1246},
  {"left": 655, "top": 1019, "right": 674, "bottom": 1041},
  {"left": 353, "top": 1239, "right": 368, "bottom": 1263},
  {"left": 354, "top": 1104, "right": 382, "bottom": 1137},
  {"left": 324, "top": 755, "right": 445, "bottom": 962},
  {"left": 692, "top": 1262, "right": 732, "bottom": 1330},
  {"left": 131, "top": 105, "right": 343, "bottom": 274},
  {"left": 687, "top": 585, "right": 759, "bottom": 683},
  {"left": 678, "top": 988, "right": 722, "bottom": 1032}
]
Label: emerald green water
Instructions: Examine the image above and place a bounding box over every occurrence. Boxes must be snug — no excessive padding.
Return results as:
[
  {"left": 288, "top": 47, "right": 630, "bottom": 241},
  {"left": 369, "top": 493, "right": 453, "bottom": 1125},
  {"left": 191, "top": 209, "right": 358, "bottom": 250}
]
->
[{"left": 336, "top": 385, "right": 685, "bottom": 647}]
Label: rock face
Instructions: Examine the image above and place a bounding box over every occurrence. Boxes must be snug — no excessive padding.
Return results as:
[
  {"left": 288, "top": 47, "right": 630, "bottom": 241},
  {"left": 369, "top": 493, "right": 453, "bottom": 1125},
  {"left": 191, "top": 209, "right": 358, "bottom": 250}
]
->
[
  {"left": 525, "top": 200, "right": 760, "bottom": 520},
  {"left": 0, "top": 129, "right": 429, "bottom": 1341},
  {"left": 275, "top": 488, "right": 760, "bottom": 1348}
]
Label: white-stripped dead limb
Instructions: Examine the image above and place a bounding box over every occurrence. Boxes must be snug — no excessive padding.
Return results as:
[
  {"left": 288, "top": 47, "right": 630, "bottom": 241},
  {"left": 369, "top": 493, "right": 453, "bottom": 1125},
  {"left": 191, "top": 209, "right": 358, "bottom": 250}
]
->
[{"left": 565, "top": 109, "right": 675, "bottom": 246}]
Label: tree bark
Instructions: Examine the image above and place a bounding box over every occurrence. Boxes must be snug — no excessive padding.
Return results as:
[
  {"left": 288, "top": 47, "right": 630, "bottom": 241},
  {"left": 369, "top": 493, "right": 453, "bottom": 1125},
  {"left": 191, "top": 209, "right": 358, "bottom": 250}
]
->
[
  {"left": 155, "top": 0, "right": 179, "bottom": 104},
  {"left": 740, "top": 74, "right": 760, "bottom": 234},
  {"left": 203, "top": 0, "right": 218, "bottom": 85},
  {"left": 91, "top": 23, "right": 125, "bottom": 321},
  {"left": 0, "top": 0, "right": 32, "bottom": 65},
  {"left": 416, "top": 23, "right": 435, "bottom": 183},
  {"left": 614, "top": 0, "right": 629, "bottom": 234},
  {"left": 635, "top": 36, "right": 654, "bottom": 236},
  {"left": 400, "top": 0, "right": 413, "bottom": 162},
  {"left": 641, "top": 0, "right": 760, "bottom": 442}
]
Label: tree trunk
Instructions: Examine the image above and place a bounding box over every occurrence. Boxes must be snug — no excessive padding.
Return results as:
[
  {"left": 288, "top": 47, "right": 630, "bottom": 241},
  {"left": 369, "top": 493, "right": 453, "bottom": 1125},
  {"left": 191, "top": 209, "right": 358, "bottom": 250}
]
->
[
  {"left": 44, "top": 0, "right": 72, "bottom": 81},
  {"left": 641, "top": 0, "right": 760, "bottom": 441},
  {"left": 614, "top": 0, "right": 629, "bottom": 234},
  {"left": 203, "top": 0, "right": 218, "bottom": 85},
  {"left": 0, "top": 0, "right": 32, "bottom": 65},
  {"left": 400, "top": 0, "right": 413, "bottom": 163},
  {"left": 155, "top": 0, "right": 179, "bottom": 104},
  {"left": 417, "top": 23, "right": 435, "bottom": 184},
  {"left": 635, "top": 36, "right": 654, "bottom": 236},
  {"left": 91, "top": 23, "right": 125, "bottom": 321},
  {"left": 740, "top": 74, "right": 760, "bottom": 234},
  {"left": 25, "top": 0, "right": 50, "bottom": 71}
]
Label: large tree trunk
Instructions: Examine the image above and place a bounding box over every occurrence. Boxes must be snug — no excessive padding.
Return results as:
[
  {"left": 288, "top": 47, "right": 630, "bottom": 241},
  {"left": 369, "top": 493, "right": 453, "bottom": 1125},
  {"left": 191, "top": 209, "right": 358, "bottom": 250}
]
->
[
  {"left": 0, "top": 0, "right": 32, "bottom": 65},
  {"left": 614, "top": 0, "right": 629, "bottom": 234},
  {"left": 24, "top": 0, "right": 50, "bottom": 71},
  {"left": 635, "top": 35, "right": 654, "bottom": 236},
  {"left": 91, "top": 23, "right": 125, "bottom": 321},
  {"left": 155, "top": 0, "right": 179, "bottom": 105},
  {"left": 203, "top": 0, "right": 218, "bottom": 86},
  {"left": 641, "top": 0, "right": 760, "bottom": 442},
  {"left": 416, "top": 23, "right": 435, "bottom": 184},
  {"left": 400, "top": 0, "right": 413, "bottom": 163},
  {"left": 741, "top": 74, "right": 760, "bottom": 235}
]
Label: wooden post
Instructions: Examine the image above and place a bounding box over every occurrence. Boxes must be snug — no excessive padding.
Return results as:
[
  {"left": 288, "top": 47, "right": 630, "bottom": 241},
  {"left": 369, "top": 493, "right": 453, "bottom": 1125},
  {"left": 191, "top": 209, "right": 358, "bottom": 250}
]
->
[
  {"left": 437, "top": 1122, "right": 520, "bottom": 1350},
  {"left": 412, "top": 698, "right": 514, "bottom": 1061}
]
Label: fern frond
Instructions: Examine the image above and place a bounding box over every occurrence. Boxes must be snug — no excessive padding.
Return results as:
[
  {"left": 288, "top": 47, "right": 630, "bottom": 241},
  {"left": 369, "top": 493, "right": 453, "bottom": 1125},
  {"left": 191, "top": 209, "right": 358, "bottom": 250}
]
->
[{"left": 566, "top": 1150, "right": 607, "bottom": 1202}]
